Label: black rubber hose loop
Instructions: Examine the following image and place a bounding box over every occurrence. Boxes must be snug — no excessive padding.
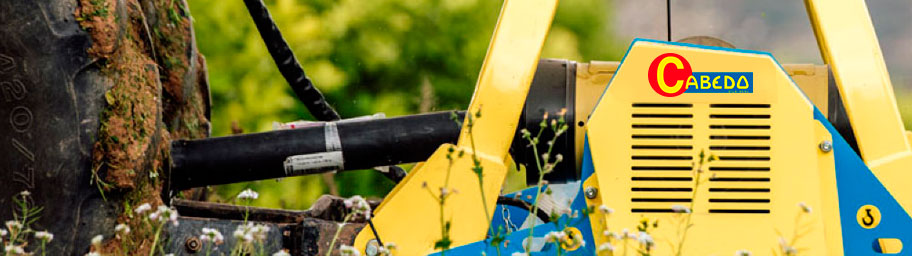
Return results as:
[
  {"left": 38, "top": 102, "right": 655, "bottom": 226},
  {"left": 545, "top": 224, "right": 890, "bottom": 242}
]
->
[{"left": 242, "top": 0, "right": 341, "bottom": 121}]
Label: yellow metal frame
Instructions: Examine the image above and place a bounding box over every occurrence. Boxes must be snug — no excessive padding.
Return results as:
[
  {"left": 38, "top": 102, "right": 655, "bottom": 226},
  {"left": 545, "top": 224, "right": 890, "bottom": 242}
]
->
[
  {"left": 353, "top": 0, "right": 559, "bottom": 254},
  {"left": 805, "top": 0, "right": 912, "bottom": 214}
]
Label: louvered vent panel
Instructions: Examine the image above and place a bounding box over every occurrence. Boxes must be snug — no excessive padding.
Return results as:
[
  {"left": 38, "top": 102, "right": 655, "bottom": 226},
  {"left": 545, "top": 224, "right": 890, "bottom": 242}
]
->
[
  {"left": 629, "top": 103, "right": 695, "bottom": 213},
  {"left": 707, "top": 104, "right": 771, "bottom": 214},
  {"left": 628, "top": 103, "right": 772, "bottom": 214}
]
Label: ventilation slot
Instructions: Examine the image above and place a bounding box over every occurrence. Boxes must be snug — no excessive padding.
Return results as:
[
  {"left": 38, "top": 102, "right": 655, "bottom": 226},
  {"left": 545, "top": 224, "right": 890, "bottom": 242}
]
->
[
  {"left": 707, "top": 103, "right": 772, "bottom": 214},
  {"left": 630, "top": 103, "right": 694, "bottom": 213}
]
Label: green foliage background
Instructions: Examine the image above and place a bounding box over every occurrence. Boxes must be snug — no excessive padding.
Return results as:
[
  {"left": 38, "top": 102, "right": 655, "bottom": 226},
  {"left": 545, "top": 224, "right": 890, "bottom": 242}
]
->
[
  {"left": 188, "top": 0, "right": 912, "bottom": 210},
  {"left": 187, "top": 0, "right": 621, "bottom": 208}
]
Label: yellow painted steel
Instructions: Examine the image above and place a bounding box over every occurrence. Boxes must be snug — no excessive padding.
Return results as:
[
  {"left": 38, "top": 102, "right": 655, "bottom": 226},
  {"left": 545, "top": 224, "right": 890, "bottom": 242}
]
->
[
  {"left": 878, "top": 238, "right": 904, "bottom": 254},
  {"left": 805, "top": 0, "right": 912, "bottom": 214},
  {"left": 571, "top": 61, "right": 829, "bottom": 173},
  {"left": 815, "top": 121, "right": 844, "bottom": 255},
  {"left": 585, "top": 40, "right": 837, "bottom": 254},
  {"left": 352, "top": 0, "right": 558, "bottom": 254}
]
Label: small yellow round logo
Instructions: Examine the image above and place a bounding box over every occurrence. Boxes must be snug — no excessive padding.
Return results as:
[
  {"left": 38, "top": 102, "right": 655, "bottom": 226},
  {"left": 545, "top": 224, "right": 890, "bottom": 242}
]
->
[
  {"left": 560, "top": 227, "right": 584, "bottom": 251},
  {"left": 857, "top": 205, "right": 881, "bottom": 229}
]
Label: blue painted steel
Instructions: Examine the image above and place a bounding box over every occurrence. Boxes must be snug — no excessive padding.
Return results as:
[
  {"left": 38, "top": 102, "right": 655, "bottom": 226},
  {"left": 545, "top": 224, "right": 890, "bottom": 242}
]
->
[
  {"left": 439, "top": 139, "right": 598, "bottom": 255},
  {"left": 814, "top": 109, "right": 912, "bottom": 255}
]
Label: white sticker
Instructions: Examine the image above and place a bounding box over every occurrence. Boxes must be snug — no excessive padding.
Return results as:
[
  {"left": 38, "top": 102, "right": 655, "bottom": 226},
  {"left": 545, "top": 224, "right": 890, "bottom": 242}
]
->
[{"left": 284, "top": 151, "right": 344, "bottom": 176}]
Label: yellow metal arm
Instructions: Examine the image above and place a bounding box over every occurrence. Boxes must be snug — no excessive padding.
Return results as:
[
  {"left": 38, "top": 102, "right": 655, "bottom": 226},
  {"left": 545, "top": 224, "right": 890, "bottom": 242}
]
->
[
  {"left": 353, "top": 0, "right": 558, "bottom": 255},
  {"left": 805, "top": 0, "right": 912, "bottom": 212}
]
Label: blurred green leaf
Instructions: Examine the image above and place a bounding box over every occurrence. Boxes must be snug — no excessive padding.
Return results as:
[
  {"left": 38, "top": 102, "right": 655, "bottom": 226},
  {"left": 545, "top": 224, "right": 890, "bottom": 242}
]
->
[{"left": 188, "top": 0, "right": 621, "bottom": 208}]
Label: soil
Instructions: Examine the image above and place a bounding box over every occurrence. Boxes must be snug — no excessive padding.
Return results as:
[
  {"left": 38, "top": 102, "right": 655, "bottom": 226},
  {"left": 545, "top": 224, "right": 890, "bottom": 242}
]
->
[
  {"left": 76, "top": 0, "right": 118, "bottom": 59},
  {"left": 75, "top": 0, "right": 210, "bottom": 253}
]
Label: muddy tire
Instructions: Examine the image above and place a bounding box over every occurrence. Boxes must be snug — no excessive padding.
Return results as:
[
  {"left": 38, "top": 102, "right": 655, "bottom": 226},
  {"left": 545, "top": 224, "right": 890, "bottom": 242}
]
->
[{"left": 0, "top": 0, "right": 209, "bottom": 254}]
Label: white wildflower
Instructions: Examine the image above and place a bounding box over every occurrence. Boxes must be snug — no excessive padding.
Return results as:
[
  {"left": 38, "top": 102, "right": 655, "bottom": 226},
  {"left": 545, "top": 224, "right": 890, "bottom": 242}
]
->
[
  {"left": 735, "top": 249, "right": 752, "bottom": 256},
  {"left": 200, "top": 227, "right": 224, "bottom": 244},
  {"left": 5, "top": 245, "right": 24, "bottom": 254},
  {"left": 237, "top": 188, "right": 259, "bottom": 200},
  {"left": 134, "top": 203, "right": 152, "bottom": 214},
  {"left": 273, "top": 250, "right": 291, "bottom": 256},
  {"left": 343, "top": 195, "right": 372, "bottom": 219},
  {"left": 340, "top": 245, "right": 361, "bottom": 256},
  {"left": 1, "top": 228, "right": 8, "bottom": 237},
  {"left": 621, "top": 228, "right": 635, "bottom": 240},
  {"left": 637, "top": 231, "right": 653, "bottom": 247},
  {"left": 148, "top": 206, "right": 179, "bottom": 226},
  {"left": 603, "top": 231, "right": 620, "bottom": 240},
  {"left": 544, "top": 231, "right": 565, "bottom": 243},
  {"left": 250, "top": 224, "right": 270, "bottom": 241},
  {"left": 91, "top": 235, "right": 103, "bottom": 245},
  {"left": 5, "top": 221, "right": 22, "bottom": 231},
  {"left": 798, "top": 202, "right": 812, "bottom": 213},
  {"left": 671, "top": 204, "right": 691, "bottom": 213},
  {"left": 34, "top": 230, "right": 54, "bottom": 242},
  {"left": 440, "top": 187, "right": 449, "bottom": 197},
  {"left": 148, "top": 211, "right": 160, "bottom": 221},
  {"left": 573, "top": 233, "right": 586, "bottom": 248},
  {"left": 115, "top": 223, "right": 131, "bottom": 238},
  {"left": 19, "top": 191, "right": 30, "bottom": 197},
  {"left": 598, "top": 205, "right": 614, "bottom": 214},
  {"left": 233, "top": 228, "right": 245, "bottom": 240},
  {"left": 598, "top": 242, "right": 615, "bottom": 252}
]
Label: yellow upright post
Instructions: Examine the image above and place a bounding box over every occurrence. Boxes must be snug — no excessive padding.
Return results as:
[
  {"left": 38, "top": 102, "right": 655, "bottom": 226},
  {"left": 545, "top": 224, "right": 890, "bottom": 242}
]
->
[{"left": 805, "top": 0, "right": 912, "bottom": 213}]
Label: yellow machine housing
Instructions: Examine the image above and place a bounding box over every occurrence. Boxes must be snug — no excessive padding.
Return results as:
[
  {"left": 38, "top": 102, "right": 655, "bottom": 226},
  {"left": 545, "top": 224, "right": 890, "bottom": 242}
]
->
[
  {"left": 585, "top": 39, "right": 838, "bottom": 255},
  {"left": 572, "top": 61, "right": 830, "bottom": 170}
]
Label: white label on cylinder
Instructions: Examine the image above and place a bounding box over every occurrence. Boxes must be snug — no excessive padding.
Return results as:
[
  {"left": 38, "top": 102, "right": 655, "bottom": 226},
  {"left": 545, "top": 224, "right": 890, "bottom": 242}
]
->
[{"left": 283, "top": 151, "right": 344, "bottom": 176}]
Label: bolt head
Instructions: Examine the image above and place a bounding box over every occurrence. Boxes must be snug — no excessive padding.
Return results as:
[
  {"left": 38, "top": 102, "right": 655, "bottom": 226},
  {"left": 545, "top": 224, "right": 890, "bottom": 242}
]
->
[
  {"left": 584, "top": 186, "right": 598, "bottom": 199},
  {"left": 819, "top": 140, "right": 833, "bottom": 152},
  {"left": 185, "top": 237, "right": 202, "bottom": 253}
]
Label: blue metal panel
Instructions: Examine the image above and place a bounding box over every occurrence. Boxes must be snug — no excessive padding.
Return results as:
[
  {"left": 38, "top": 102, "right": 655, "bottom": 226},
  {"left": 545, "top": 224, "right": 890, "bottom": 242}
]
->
[
  {"left": 814, "top": 109, "right": 912, "bottom": 255},
  {"left": 439, "top": 139, "right": 598, "bottom": 255}
]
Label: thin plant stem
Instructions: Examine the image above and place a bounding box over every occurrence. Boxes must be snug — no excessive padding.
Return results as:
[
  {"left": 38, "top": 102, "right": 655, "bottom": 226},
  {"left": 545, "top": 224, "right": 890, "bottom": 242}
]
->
[
  {"left": 527, "top": 126, "right": 560, "bottom": 252},
  {"left": 525, "top": 126, "right": 547, "bottom": 252},
  {"left": 437, "top": 148, "right": 457, "bottom": 256},
  {"left": 675, "top": 152, "right": 712, "bottom": 256},
  {"left": 149, "top": 224, "right": 163, "bottom": 256},
  {"left": 326, "top": 214, "right": 354, "bottom": 256},
  {"left": 465, "top": 112, "right": 501, "bottom": 256}
]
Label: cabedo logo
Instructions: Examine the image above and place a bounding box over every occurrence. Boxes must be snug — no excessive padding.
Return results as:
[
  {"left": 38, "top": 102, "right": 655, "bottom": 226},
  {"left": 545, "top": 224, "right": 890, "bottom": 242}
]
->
[{"left": 648, "top": 53, "right": 753, "bottom": 97}]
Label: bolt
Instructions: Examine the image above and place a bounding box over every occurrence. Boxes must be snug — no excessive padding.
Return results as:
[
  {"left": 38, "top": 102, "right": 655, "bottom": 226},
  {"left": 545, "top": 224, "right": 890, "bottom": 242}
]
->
[
  {"left": 584, "top": 186, "right": 598, "bottom": 199},
  {"left": 365, "top": 239, "right": 380, "bottom": 256},
  {"left": 185, "top": 237, "right": 202, "bottom": 253},
  {"left": 819, "top": 140, "right": 833, "bottom": 153}
]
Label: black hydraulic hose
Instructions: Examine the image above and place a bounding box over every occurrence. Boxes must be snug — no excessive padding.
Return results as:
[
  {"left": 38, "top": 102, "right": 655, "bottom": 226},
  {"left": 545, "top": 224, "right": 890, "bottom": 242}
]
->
[
  {"left": 170, "top": 111, "right": 465, "bottom": 189},
  {"left": 242, "top": 0, "right": 341, "bottom": 121}
]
